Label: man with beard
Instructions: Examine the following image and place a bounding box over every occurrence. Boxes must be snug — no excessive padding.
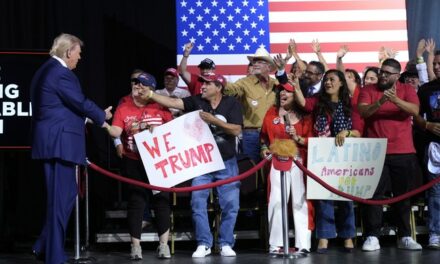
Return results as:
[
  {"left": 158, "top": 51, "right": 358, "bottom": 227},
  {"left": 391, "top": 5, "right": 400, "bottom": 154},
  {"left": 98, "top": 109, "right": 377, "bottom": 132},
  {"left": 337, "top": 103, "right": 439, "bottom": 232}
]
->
[
  {"left": 301, "top": 61, "right": 325, "bottom": 97},
  {"left": 358, "top": 58, "right": 422, "bottom": 251}
]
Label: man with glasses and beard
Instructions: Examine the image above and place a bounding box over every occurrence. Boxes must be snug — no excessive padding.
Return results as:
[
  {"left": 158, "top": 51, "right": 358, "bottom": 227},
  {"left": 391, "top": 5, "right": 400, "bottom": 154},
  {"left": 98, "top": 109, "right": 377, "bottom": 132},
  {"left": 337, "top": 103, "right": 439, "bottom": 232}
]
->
[
  {"left": 301, "top": 61, "right": 325, "bottom": 97},
  {"left": 358, "top": 58, "right": 422, "bottom": 251}
]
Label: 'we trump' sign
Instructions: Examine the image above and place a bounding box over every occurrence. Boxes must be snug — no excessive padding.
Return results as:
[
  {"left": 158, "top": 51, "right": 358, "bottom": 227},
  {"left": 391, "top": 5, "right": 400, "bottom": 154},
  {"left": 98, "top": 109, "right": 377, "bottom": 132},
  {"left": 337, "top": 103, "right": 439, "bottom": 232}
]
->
[{"left": 134, "top": 110, "right": 225, "bottom": 188}]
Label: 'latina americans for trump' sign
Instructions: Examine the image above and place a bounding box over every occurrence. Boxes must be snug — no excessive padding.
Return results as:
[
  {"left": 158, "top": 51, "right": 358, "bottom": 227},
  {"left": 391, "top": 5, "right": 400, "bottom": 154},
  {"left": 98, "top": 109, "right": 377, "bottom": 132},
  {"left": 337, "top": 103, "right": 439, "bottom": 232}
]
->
[{"left": 307, "top": 138, "right": 387, "bottom": 201}]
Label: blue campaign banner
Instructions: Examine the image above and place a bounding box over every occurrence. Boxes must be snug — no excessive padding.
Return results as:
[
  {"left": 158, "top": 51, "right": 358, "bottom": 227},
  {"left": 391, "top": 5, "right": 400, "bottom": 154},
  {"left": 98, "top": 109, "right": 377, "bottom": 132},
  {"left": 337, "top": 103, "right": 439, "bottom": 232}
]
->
[{"left": 0, "top": 51, "right": 48, "bottom": 148}]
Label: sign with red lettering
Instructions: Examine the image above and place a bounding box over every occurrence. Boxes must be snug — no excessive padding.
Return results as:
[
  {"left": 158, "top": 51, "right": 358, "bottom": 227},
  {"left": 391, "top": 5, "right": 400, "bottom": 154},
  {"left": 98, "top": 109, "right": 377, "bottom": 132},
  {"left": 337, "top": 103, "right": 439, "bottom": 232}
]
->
[{"left": 134, "top": 110, "right": 225, "bottom": 188}]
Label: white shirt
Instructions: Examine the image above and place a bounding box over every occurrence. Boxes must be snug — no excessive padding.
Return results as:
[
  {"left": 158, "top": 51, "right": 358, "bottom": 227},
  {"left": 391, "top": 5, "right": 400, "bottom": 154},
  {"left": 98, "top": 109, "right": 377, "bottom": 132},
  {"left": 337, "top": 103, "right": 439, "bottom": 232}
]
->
[
  {"left": 52, "top": 55, "right": 67, "bottom": 68},
  {"left": 155, "top": 87, "right": 191, "bottom": 116}
]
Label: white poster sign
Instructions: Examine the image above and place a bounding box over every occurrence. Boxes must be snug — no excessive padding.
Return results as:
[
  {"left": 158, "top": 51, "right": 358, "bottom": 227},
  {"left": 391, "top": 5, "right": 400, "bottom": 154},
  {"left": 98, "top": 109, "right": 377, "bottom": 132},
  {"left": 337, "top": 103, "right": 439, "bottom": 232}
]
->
[
  {"left": 134, "top": 110, "right": 225, "bottom": 188},
  {"left": 306, "top": 138, "right": 387, "bottom": 201}
]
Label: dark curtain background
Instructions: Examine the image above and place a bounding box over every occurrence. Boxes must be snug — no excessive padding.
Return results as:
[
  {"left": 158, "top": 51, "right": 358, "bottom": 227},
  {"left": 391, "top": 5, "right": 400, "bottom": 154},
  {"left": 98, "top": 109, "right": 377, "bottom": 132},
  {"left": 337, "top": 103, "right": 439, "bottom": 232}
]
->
[
  {"left": 0, "top": 0, "right": 439, "bottom": 251},
  {"left": 0, "top": 0, "right": 176, "bottom": 251},
  {"left": 406, "top": 0, "right": 440, "bottom": 59}
]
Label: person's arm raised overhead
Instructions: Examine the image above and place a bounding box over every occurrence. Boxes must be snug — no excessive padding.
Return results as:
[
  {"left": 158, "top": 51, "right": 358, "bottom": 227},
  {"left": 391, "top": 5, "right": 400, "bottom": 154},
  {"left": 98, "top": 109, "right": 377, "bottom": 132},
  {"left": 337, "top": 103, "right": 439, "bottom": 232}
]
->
[
  {"left": 312, "top": 39, "right": 329, "bottom": 72},
  {"left": 179, "top": 42, "right": 194, "bottom": 85},
  {"left": 286, "top": 38, "right": 307, "bottom": 72},
  {"left": 336, "top": 45, "right": 349, "bottom": 72},
  {"left": 426, "top": 38, "right": 437, "bottom": 81}
]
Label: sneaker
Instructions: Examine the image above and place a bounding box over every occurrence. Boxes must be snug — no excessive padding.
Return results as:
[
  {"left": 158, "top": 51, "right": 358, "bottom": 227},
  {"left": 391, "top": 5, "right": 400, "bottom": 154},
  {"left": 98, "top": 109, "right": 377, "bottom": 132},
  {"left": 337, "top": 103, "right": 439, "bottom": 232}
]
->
[
  {"left": 157, "top": 244, "right": 171, "bottom": 259},
  {"left": 362, "top": 236, "right": 380, "bottom": 251},
  {"left": 269, "top": 246, "right": 281, "bottom": 254},
  {"left": 220, "top": 245, "right": 236, "bottom": 257},
  {"left": 428, "top": 234, "right": 440, "bottom": 249},
  {"left": 192, "top": 245, "right": 211, "bottom": 258},
  {"left": 269, "top": 247, "right": 296, "bottom": 254},
  {"left": 298, "top": 248, "right": 310, "bottom": 254},
  {"left": 130, "top": 244, "right": 142, "bottom": 260},
  {"left": 397, "top": 237, "right": 422, "bottom": 251}
]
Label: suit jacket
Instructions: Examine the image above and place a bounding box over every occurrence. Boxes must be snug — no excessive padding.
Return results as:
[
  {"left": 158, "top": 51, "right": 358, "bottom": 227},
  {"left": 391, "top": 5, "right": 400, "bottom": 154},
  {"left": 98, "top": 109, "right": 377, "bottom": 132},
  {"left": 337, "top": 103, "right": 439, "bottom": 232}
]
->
[
  {"left": 31, "top": 57, "right": 105, "bottom": 165},
  {"left": 275, "top": 71, "right": 309, "bottom": 97}
]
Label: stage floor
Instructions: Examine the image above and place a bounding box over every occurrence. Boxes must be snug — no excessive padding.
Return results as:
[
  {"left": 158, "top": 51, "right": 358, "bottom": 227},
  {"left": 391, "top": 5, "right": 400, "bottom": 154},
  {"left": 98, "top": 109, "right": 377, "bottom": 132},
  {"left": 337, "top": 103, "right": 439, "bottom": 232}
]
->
[{"left": 1, "top": 240, "right": 439, "bottom": 264}]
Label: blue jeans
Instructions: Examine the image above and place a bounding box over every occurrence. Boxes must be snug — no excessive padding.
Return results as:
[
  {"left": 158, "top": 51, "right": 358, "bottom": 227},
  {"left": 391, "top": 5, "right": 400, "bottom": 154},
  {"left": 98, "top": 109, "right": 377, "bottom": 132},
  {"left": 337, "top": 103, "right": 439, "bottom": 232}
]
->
[
  {"left": 242, "top": 130, "right": 261, "bottom": 163},
  {"left": 427, "top": 171, "right": 440, "bottom": 235},
  {"left": 316, "top": 200, "right": 355, "bottom": 239},
  {"left": 191, "top": 157, "right": 240, "bottom": 248}
]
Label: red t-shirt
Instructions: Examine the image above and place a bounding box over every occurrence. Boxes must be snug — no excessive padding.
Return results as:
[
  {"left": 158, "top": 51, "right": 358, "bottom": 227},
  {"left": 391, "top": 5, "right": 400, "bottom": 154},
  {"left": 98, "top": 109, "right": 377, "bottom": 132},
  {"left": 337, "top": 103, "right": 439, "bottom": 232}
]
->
[
  {"left": 260, "top": 106, "right": 313, "bottom": 164},
  {"left": 112, "top": 97, "right": 173, "bottom": 160},
  {"left": 188, "top": 73, "right": 204, "bottom": 96},
  {"left": 358, "top": 82, "right": 419, "bottom": 154}
]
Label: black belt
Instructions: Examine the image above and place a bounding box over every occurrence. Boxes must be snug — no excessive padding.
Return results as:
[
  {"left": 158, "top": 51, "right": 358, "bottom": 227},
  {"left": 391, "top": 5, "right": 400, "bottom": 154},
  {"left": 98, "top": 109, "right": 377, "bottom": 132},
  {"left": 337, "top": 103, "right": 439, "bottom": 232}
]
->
[{"left": 243, "top": 127, "right": 260, "bottom": 131}]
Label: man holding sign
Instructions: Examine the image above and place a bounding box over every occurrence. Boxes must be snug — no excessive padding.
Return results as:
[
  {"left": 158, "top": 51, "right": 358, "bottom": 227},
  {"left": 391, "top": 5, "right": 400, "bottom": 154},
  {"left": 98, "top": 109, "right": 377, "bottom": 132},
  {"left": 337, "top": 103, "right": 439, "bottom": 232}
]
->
[{"left": 142, "top": 73, "right": 243, "bottom": 258}]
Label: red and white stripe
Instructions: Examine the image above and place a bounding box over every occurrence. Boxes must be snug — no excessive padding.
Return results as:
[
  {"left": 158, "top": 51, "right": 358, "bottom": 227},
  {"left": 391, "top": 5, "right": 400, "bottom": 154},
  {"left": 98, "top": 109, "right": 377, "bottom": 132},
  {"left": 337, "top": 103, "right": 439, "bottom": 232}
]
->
[{"left": 178, "top": 0, "right": 408, "bottom": 85}]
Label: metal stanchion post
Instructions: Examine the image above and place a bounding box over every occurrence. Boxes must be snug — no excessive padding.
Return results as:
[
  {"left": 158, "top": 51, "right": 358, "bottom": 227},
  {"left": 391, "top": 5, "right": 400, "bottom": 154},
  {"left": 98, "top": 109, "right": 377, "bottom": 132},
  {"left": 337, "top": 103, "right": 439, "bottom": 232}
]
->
[
  {"left": 84, "top": 166, "right": 90, "bottom": 249},
  {"left": 74, "top": 165, "right": 81, "bottom": 260},
  {"left": 280, "top": 170, "right": 290, "bottom": 255},
  {"left": 69, "top": 165, "right": 95, "bottom": 264},
  {"left": 272, "top": 157, "right": 306, "bottom": 259}
]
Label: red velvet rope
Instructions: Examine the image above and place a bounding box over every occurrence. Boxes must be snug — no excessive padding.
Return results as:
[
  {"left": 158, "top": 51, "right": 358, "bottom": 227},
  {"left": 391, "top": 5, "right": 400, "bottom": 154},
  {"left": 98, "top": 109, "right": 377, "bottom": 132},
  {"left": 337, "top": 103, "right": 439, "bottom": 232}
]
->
[
  {"left": 87, "top": 155, "right": 440, "bottom": 205},
  {"left": 294, "top": 159, "right": 440, "bottom": 205},
  {"left": 88, "top": 157, "right": 269, "bottom": 192}
]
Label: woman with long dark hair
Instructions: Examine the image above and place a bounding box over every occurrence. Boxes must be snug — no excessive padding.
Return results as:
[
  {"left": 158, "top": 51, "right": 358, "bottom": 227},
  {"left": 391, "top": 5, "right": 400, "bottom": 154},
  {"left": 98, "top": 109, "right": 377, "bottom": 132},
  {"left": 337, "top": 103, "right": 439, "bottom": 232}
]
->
[
  {"left": 294, "top": 69, "right": 362, "bottom": 253},
  {"left": 260, "top": 83, "right": 315, "bottom": 254}
]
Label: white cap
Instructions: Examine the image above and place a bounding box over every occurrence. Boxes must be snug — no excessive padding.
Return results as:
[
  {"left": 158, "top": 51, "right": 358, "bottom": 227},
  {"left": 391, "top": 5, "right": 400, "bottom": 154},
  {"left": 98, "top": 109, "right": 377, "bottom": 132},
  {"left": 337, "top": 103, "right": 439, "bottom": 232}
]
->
[{"left": 428, "top": 142, "right": 440, "bottom": 174}]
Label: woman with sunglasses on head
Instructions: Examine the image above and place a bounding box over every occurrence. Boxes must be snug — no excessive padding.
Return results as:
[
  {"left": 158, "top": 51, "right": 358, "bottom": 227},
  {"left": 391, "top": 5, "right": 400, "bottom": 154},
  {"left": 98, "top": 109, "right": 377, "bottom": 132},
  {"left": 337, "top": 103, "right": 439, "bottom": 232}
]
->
[
  {"left": 293, "top": 69, "right": 363, "bottom": 253},
  {"left": 105, "top": 71, "right": 174, "bottom": 260}
]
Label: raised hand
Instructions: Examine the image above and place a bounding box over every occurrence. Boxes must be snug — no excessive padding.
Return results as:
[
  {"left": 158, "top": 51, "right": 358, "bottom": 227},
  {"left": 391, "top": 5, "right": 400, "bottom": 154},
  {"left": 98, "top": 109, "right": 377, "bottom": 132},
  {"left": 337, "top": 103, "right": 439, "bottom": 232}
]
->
[
  {"left": 183, "top": 42, "right": 194, "bottom": 56},
  {"left": 286, "top": 38, "right": 298, "bottom": 62},
  {"left": 426, "top": 38, "right": 436, "bottom": 54},
  {"left": 273, "top": 53, "right": 286, "bottom": 71},
  {"left": 416, "top": 39, "right": 426, "bottom": 58},
  {"left": 337, "top": 45, "right": 349, "bottom": 59},
  {"left": 311, "top": 39, "right": 321, "bottom": 53}
]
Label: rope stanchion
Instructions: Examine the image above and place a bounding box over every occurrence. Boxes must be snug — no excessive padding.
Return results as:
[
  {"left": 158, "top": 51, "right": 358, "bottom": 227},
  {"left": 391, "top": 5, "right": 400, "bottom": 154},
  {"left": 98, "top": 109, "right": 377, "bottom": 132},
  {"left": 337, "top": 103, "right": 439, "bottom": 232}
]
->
[
  {"left": 294, "top": 159, "right": 440, "bottom": 205},
  {"left": 88, "top": 157, "right": 269, "bottom": 192}
]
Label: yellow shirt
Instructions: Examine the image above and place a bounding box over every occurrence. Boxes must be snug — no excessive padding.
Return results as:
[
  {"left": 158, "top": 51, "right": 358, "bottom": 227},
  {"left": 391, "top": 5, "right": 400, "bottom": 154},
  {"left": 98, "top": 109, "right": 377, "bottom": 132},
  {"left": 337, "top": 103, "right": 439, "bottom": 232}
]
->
[{"left": 225, "top": 75, "right": 278, "bottom": 128}]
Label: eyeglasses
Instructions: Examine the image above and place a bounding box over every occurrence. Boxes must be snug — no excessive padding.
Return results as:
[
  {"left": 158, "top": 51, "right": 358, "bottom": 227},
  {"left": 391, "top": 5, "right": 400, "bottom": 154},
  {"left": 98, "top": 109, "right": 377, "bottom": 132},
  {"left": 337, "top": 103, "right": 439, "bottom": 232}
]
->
[
  {"left": 131, "top": 78, "right": 141, "bottom": 85},
  {"left": 304, "top": 70, "right": 321, "bottom": 76},
  {"left": 404, "top": 76, "right": 418, "bottom": 81},
  {"left": 378, "top": 69, "right": 399, "bottom": 77},
  {"left": 253, "top": 60, "right": 268, "bottom": 65}
]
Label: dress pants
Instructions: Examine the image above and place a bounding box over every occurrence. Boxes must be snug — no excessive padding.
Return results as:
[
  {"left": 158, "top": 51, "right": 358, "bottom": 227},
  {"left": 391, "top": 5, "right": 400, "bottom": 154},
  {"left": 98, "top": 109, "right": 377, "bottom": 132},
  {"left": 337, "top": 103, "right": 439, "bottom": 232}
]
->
[
  {"left": 33, "top": 159, "right": 78, "bottom": 264},
  {"left": 268, "top": 162, "right": 314, "bottom": 251}
]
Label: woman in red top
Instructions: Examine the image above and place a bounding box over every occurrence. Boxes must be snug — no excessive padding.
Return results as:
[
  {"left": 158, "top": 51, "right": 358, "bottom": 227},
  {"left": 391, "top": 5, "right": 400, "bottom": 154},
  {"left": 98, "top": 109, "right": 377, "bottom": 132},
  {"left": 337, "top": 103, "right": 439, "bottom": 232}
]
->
[
  {"left": 294, "top": 69, "right": 361, "bottom": 253},
  {"left": 260, "top": 83, "right": 314, "bottom": 254},
  {"left": 106, "top": 72, "right": 174, "bottom": 260}
]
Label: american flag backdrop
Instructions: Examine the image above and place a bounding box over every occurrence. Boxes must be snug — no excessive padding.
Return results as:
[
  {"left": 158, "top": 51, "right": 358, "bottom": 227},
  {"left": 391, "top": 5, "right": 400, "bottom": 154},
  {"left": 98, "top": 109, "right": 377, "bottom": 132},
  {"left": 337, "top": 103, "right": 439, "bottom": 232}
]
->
[{"left": 176, "top": 0, "right": 409, "bottom": 83}]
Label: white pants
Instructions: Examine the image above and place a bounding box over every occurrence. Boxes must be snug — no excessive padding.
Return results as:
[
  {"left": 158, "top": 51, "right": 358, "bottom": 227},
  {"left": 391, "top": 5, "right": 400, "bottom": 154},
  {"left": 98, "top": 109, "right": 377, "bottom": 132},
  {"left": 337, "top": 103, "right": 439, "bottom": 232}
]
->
[{"left": 267, "top": 162, "right": 312, "bottom": 251}]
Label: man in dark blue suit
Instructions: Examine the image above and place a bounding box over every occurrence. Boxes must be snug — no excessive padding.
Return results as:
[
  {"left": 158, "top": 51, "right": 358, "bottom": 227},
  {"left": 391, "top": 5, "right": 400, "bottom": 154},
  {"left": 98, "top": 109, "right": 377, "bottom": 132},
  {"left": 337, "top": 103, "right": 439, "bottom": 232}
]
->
[{"left": 30, "top": 33, "right": 112, "bottom": 264}]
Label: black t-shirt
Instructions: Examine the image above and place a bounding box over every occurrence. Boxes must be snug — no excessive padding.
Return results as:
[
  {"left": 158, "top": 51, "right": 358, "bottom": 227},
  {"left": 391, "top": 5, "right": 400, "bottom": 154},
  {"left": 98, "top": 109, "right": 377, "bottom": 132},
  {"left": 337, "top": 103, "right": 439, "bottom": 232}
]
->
[
  {"left": 182, "top": 95, "right": 243, "bottom": 160},
  {"left": 418, "top": 79, "right": 440, "bottom": 144}
]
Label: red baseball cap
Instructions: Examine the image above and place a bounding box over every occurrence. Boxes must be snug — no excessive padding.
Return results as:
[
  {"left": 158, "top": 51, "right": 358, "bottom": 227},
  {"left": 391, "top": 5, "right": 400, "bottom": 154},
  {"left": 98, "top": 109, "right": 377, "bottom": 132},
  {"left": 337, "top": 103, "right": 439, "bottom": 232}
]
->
[
  {"left": 278, "top": 83, "right": 294, "bottom": 92},
  {"left": 164, "top": 68, "right": 178, "bottom": 78},
  {"left": 198, "top": 73, "right": 227, "bottom": 87},
  {"left": 272, "top": 155, "right": 293, "bottom": 171}
]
